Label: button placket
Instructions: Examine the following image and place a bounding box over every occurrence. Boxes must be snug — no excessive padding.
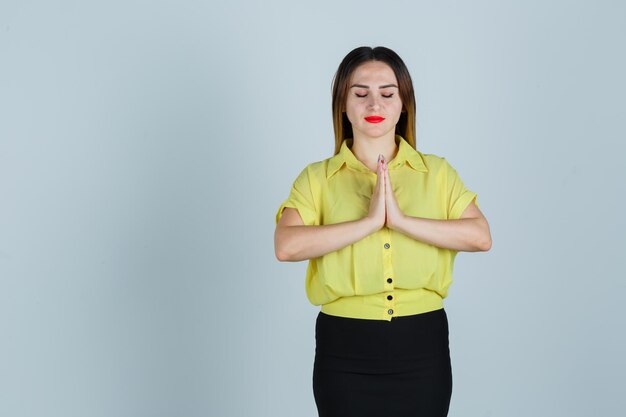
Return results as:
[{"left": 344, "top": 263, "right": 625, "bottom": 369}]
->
[{"left": 382, "top": 227, "right": 395, "bottom": 317}]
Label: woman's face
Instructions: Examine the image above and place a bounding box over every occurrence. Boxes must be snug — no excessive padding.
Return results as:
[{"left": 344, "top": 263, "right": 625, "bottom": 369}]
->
[{"left": 345, "top": 61, "right": 403, "bottom": 140}]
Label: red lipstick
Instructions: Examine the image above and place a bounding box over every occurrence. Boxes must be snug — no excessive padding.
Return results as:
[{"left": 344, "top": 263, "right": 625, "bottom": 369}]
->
[{"left": 364, "top": 116, "right": 385, "bottom": 123}]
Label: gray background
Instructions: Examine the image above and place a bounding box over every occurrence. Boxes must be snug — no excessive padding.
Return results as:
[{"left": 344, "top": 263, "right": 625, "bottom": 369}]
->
[{"left": 1, "top": 1, "right": 624, "bottom": 416}]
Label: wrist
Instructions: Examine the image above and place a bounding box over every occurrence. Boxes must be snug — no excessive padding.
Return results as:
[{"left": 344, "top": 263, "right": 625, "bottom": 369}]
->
[
  {"left": 388, "top": 213, "right": 409, "bottom": 233},
  {"left": 361, "top": 216, "right": 381, "bottom": 235}
]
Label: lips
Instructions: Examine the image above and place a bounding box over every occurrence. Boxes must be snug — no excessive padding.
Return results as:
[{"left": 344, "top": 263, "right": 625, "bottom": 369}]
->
[{"left": 364, "top": 116, "right": 385, "bottom": 123}]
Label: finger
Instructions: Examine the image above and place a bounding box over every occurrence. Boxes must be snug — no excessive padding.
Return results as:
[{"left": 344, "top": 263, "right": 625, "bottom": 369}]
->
[
  {"left": 379, "top": 162, "right": 385, "bottom": 193},
  {"left": 374, "top": 164, "right": 383, "bottom": 200},
  {"left": 383, "top": 163, "right": 389, "bottom": 194},
  {"left": 378, "top": 160, "right": 385, "bottom": 188},
  {"left": 382, "top": 162, "right": 387, "bottom": 194}
]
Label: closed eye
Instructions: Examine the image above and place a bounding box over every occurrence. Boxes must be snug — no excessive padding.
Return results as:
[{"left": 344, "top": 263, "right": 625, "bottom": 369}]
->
[{"left": 355, "top": 93, "right": 395, "bottom": 98}]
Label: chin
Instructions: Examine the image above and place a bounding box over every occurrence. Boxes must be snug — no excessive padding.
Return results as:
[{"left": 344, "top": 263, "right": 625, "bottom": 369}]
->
[{"left": 360, "top": 127, "right": 392, "bottom": 137}]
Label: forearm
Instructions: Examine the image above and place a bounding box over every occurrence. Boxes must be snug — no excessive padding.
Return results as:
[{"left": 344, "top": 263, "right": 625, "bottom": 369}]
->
[
  {"left": 275, "top": 217, "right": 377, "bottom": 262},
  {"left": 394, "top": 215, "right": 492, "bottom": 252}
]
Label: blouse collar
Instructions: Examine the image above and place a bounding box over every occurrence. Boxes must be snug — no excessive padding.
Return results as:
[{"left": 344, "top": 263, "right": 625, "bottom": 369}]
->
[{"left": 326, "top": 134, "right": 428, "bottom": 179}]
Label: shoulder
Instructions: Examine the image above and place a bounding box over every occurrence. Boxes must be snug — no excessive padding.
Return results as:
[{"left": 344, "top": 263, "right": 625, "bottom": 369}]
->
[
  {"left": 418, "top": 151, "right": 454, "bottom": 173},
  {"left": 304, "top": 158, "right": 328, "bottom": 174},
  {"left": 294, "top": 157, "right": 333, "bottom": 184}
]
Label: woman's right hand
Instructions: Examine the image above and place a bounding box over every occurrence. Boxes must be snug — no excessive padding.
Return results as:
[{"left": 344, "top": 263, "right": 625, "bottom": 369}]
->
[
  {"left": 276, "top": 154, "right": 390, "bottom": 261},
  {"left": 366, "top": 155, "right": 386, "bottom": 232}
]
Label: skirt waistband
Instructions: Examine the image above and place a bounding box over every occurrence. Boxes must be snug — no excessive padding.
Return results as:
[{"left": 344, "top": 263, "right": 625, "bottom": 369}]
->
[{"left": 315, "top": 307, "right": 450, "bottom": 362}]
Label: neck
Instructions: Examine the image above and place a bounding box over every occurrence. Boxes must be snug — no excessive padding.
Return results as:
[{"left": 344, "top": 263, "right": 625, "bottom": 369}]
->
[{"left": 350, "top": 132, "right": 399, "bottom": 171}]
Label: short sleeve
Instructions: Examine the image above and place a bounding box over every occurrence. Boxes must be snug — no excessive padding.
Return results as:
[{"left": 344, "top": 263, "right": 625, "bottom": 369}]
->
[
  {"left": 444, "top": 159, "right": 479, "bottom": 219},
  {"left": 275, "top": 167, "right": 318, "bottom": 226}
]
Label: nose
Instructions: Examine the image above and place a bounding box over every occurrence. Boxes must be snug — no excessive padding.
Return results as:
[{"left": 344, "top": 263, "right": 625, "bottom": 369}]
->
[{"left": 367, "top": 95, "right": 381, "bottom": 111}]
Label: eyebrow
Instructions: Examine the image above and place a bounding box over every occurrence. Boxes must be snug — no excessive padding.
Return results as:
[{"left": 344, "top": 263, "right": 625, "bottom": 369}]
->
[{"left": 350, "top": 83, "right": 398, "bottom": 89}]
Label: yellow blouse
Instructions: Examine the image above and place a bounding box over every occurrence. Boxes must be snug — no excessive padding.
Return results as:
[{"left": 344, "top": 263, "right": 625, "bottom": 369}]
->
[{"left": 275, "top": 135, "right": 479, "bottom": 321}]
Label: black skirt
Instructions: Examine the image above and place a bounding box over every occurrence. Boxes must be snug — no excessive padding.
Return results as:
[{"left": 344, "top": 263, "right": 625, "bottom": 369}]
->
[{"left": 313, "top": 308, "right": 452, "bottom": 417}]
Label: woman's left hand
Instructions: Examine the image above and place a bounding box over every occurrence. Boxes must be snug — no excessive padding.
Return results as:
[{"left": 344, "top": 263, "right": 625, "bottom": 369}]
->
[{"left": 382, "top": 160, "right": 406, "bottom": 230}]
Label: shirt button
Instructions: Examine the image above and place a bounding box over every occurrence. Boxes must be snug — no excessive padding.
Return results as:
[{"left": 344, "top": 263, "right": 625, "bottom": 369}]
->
[
  {"left": 388, "top": 309, "right": 394, "bottom": 315},
  {"left": 387, "top": 278, "right": 393, "bottom": 283},
  {"left": 387, "top": 295, "right": 393, "bottom": 300},
  {"left": 384, "top": 243, "right": 390, "bottom": 249}
]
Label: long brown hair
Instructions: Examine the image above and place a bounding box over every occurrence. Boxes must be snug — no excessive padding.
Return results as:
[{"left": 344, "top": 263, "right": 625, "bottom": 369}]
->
[{"left": 331, "top": 46, "right": 417, "bottom": 155}]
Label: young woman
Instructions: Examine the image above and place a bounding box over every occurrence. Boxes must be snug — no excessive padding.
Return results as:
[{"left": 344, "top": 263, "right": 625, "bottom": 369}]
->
[{"left": 274, "top": 46, "right": 492, "bottom": 417}]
